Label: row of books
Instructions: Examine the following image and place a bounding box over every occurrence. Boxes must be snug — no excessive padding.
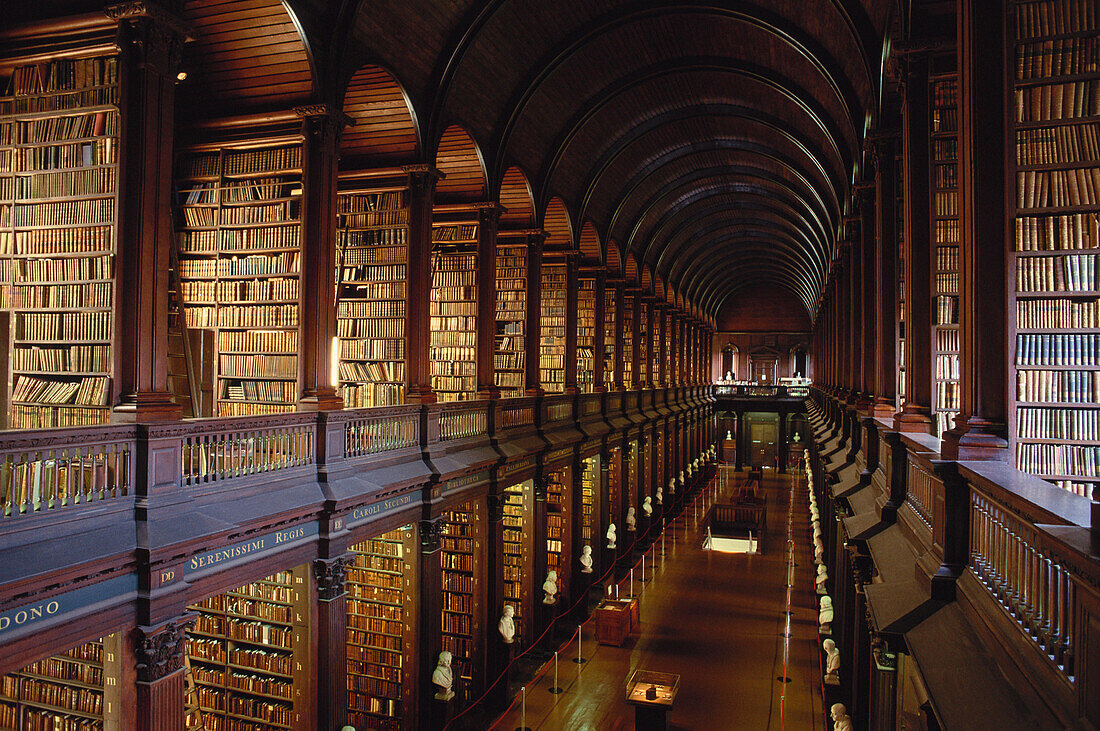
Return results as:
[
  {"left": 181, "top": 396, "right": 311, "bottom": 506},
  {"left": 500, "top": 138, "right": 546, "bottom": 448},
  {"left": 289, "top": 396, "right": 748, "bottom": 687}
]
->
[
  {"left": 13, "top": 254, "right": 112, "bottom": 283},
  {"left": 936, "top": 295, "right": 959, "bottom": 325},
  {"left": 933, "top": 190, "right": 958, "bottom": 217},
  {"left": 8, "top": 404, "right": 107, "bottom": 428},
  {"left": 4, "top": 226, "right": 111, "bottom": 256},
  {"left": 13, "top": 344, "right": 110, "bottom": 372},
  {"left": 1017, "top": 123, "right": 1100, "bottom": 166},
  {"left": 184, "top": 304, "right": 298, "bottom": 328},
  {"left": 338, "top": 210, "right": 408, "bottom": 229},
  {"left": 7, "top": 58, "right": 118, "bottom": 96},
  {"left": 935, "top": 219, "right": 959, "bottom": 244},
  {"left": 10, "top": 282, "right": 111, "bottom": 309},
  {"left": 1015, "top": 212, "right": 1100, "bottom": 250},
  {"left": 936, "top": 247, "right": 959, "bottom": 271},
  {"left": 1014, "top": 80, "right": 1100, "bottom": 122},
  {"left": 935, "top": 354, "right": 960, "bottom": 380},
  {"left": 1014, "top": 0, "right": 1098, "bottom": 40},
  {"left": 1018, "top": 405, "right": 1100, "bottom": 440},
  {"left": 219, "top": 354, "right": 296, "bottom": 379},
  {"left": 936, "top": 381, "right": 960, "bottom": 410},
  {"left": 339, "top": 190, "right": 406, "bottom": 212},
  {"left": 12, "top": 111, "right": 117, "bottom": 145},
  {"left": 340, "top": 245, "right": 406, "bottom": 267},
  {"left": 5, "top": 139, "right": 115, "bottom": 172},
  {"left": 1016, "top": 333, "right": 1100, "bottom": 364},
  {"left": 337, "top": 319, "right": 404, "bottom": 339},
  {"left": 1016, "top": 296, "right": 1100, "bottom": 328},
  {"left": 1017, "top": 167, "right": 1100, "bottom": 207},
  {"left": 341, "top": 339, "right": 404, "bottom": 361},
  {"left": 180, "top": 226, "right": 300, "bottom": 252},
  {"left": 340, "top": 361, "right": 404, "bottom": 383},
  {"left": 1015, "top": 37, "right": 1100, "bottom": 80},
  {"left": 431, "top": 225, "right": 477, "bottom": 242},
  {"left": 11, "top": 198, "right": 113, "bottom": 227},
  {"left": 1016, "top": 443, "right": 1100, "bottom": 477},
  {"left": 10, "top": 167, "right": 114, "bottom": 199},
  {"left": 220, "top": 380, "right": 296, "bottom": 403},
  {"left": 177, "top": 252, "right": 300, "bottom": 278},
  {"left": 1017, "top": 368, "right": 1100, "bottom": 402},
  {"left": 219, "top": 330, "right": 297, "bottom": 354},
  {"left": 430, "top": 360, "right": 476, "bottom": 376},
  {"left": 936, "top": 272, "right": 959, "bottom": 294},
  {"left": 181, "top": 278, "right": 298, "bottom": 303},
  {"left": 341, "top": 282, "right": 406, "bottom": 301},
  {"left": 16, "top": 311, "right": 110, "bottom": 340},
  {"left": 1018, "top": 252, "right": 1099, "bottom": 291},
  {"left": 338, "top": 227, "right": 407, "bottom": 248}
]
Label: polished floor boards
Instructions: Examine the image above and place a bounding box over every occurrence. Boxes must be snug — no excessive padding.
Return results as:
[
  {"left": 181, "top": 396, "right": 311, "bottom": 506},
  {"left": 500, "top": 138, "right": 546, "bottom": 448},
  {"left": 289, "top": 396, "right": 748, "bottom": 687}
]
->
[{"left": 493, "top": 468, "right": 824, "bottom": 730}]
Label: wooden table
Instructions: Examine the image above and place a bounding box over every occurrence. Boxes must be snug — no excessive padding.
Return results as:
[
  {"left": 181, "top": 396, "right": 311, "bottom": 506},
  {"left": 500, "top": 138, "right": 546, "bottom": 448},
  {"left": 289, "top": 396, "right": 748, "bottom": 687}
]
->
[{"left": 594, "top": 598, "right": 639, "bottom": 646}]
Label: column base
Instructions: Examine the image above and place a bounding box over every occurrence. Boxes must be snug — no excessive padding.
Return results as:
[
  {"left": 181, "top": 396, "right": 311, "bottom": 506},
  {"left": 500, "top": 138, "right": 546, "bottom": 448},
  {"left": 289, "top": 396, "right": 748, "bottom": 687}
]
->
[
  {"left": 113, "top": 393, "right": 183, "bottom": 423},
  {"left": 892, "top": 404, "right": 933, "bottom": 434},
  {"left": 477, "top": 384, "right": 502, "bottom": 400},
  {"left": 869, "top": 398, "right": 895, "bottom": 419},
  {"left": 405, "top": 385, "right": 438, "bottom": 405},
  {"left": 297, "top": 391, "right": 344, "bottom": 411},
  {"left": 940, "top": 417, "right": 1009, "bottom": 461}
]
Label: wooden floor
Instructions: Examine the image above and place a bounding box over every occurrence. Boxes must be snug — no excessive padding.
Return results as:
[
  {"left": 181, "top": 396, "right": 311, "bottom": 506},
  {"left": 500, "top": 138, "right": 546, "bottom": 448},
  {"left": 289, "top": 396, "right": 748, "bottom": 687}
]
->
[{"left": 492, "top": 467, "right": 825, "bottom": 730}]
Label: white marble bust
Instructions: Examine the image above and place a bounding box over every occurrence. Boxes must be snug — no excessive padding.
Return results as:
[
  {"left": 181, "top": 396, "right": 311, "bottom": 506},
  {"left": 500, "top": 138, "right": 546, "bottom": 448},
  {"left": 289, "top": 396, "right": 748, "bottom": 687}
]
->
[
  {"left": 655, "top": 485, "right": 663, "bottom": 505},
  {"left": 580, "top": 545, "right": 593, "bottom": 573},
  {"left": 830, "top": 703, "right": 852, "bottom": 731},
  {"left": 606, "top": 522, "right": 617, "bottom": 548},
  {"left": 823, "top": 638, "right": 840, "bottom": 683},
  {"left": 499, "top": 605, "right": 516, "bottom": 644},
  {"left": 816, "top": 564, "right": 829, "bottom": 594},
  {"left": 626, "top": 506, "right": 636, "bottom": 531},
  {"left": 668, "top": 477, "right": 676, "bottom": 495},
  {"left": 725, "top": 430, "right": 733, "bottom": 441},
  {"left": 642, "top": 496, "right": 653, "bottom": 516},
  {"left": 679, "top": 470, "right": 685, "bottom": 485},
  {"left": 543, "top": 570, "right": 558, "bottom": 604},
  {"left": 819, "top": 595, "right": 834, "bottom": 632},
  {"left": 432, "top": 651, "right": 454, "bottom": 700}
]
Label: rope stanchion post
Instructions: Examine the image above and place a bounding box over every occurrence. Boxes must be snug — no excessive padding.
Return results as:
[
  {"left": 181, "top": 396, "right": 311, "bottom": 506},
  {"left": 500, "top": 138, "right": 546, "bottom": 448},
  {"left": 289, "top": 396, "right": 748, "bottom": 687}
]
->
[
  {"left": 573, "top": 624, "right": 586, "bottom": 664},
  {"left": 514, "top": 686, "right": 531, "bottom": 731},
  {"left": 548, "top": 651, "right": 563, "bottom": 694}
]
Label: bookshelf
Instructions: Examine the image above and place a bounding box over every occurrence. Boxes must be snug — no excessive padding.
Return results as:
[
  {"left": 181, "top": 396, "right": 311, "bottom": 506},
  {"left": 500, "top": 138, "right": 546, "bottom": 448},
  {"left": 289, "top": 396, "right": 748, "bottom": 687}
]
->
[
  {"left": 440, "top": 503, "right": 483, "bottom": 705},
  {"left": 185, "top": 566, "right": 311, "bottom": 731},
  {"left": 577, "top": 276, "right": 596, "bottom": 392},
  {"left": 1011, "top": 0, "right": 1100, "bottom": 498},
  {"left": 628, "top": 439, "right": 639, "bottom": 510},
  {"left": 603, "top": 286, "right": 616, "bottom": 388},
  {"left": 0, "top": 634, "right": 121, "bottom": 730},
  {"left": 621, "top": 293, "right": 634, "bottom": 389},
  {"left": 346, "top": 526, "right": 418, "bottom": 730},
  {"left": 174, "top": 143, "right": 303, "bottom": 417},
  {"left": 931, "top": 68, "right": 960, "bottom": 436},
  {"left": 494, "top": 238, "right": 527, "bottom": 398},
  {"left": 638, "top": 302, "right": 649, "bottom": 387},
  {"left": 544, "top": 467, "right": 571, "bottom": 598},
  {"left": 0, "top": 56, "right": 119, "bottom": 429},
  {"left": 501, "top": 480, "right": 533, "bottom": 645},
  {"left": 336, "top": 185, "right": 409, "bottom": 408},
  {"left": 430, "top": 223, "right": 478, "bottom": 401},
  {"left": 540, "top": 260, "right": 567, "bottom": 393},
  {"left": 580, "top": 455, "right": 599, "bottom": 549}
]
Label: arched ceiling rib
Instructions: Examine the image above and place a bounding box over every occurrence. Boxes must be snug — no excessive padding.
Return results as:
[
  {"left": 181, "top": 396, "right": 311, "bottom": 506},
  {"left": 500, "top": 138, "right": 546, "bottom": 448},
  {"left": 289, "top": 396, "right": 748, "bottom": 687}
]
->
[{"left": 337, "top": 0, "right": 889, "bottom": 319}]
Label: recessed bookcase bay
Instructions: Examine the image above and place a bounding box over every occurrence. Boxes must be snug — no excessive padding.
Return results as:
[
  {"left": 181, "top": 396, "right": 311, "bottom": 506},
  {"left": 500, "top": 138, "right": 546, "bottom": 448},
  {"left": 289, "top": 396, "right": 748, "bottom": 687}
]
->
[
  {"left": 603, "top": 284, "right": 617, "bottom": 388},
  {"left": 930, "top": 60, "right": 960, "bottom": 437},
  {"left": 440, "top": 502, "right": 483, "bottom": 706},
  {"left": 430, "top": 215, "right": 479, "bottom": 402},
  {"left": 336, "top": 177, "right": 409, "bottom": 408},
  {"left": 494, "top": 235, "right": 527, "bottom": 398},
  {"left": 174, "top": 141, "right": 303, "bottom": 417},
  {"left": 0, "top": 55, "right": 120, "bottom": 429},
  {"left": 1010, "top": 0, "right": 1100, "bottom": 497},
  {"left": 539, "top": 258, "right": 567, "bottom": 393},
  {"left": 577, "top": 275, "right": 596, "bottom": 391}
]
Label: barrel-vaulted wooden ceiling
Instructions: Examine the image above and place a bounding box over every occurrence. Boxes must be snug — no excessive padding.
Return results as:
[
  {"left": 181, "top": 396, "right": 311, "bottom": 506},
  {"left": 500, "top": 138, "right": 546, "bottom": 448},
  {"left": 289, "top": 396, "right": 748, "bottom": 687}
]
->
[{"left": 25, "top": 0, "right": 896, "bottom": 323}]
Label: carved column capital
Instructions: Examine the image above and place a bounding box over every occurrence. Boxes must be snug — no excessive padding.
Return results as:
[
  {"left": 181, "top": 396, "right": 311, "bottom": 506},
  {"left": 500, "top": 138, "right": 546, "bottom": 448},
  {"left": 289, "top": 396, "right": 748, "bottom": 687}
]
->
[
  {"left": 314, "top": 555, "right": 354, "bottom": 601},
  {"left": 420, "top": 516, "right": 445, "bottom": 553},
  {"left": 133, "top": 614, "right": 195, "bottom": 683}
]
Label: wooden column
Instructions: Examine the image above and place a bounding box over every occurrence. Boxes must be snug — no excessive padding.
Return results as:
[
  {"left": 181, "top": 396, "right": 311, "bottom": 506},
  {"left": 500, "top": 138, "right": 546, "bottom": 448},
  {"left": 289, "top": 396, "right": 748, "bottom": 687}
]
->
[
  {"left": 847, "top": 227, "right": 863, "bottom": 403},
  {"left": 476, "top": 203, "right": 503, "bottom": 399},
  {"left": 592, "top": 271, "right": 607, "bottom": 391},
  {"left": 564, "top": 254, "right": 579, "bottom": 393},
  {"left": 857, "top": 181, "right": 877, "bottom": 411},
  {"left": 833, "top": 252, "right": 850, "bottom": 399},
  {"left": 612, "top": 281, "right": 625, "bottom": 390},
  {"left": 110, "top": 3, "right": 188, "bottom": 421},
  {"left": 133, "top": 615, "right": 194, "bottom": 731},
  {"left": 524, "top": 233, "right": 546, "bottom": 396},
  {"left": 314, "top": 555, "right": 353, "bottom": 729},
  {"left": 941, "top": 0, "right": 1009, "bottom": 460},
  {"left": 484, "top": 492, "right": 510, "bottom": 706},
  {"left": 871, "top": 131, "right": 900, "bottom": 418},
  {"left": 417, "top": 516, "right": 445, "bottom": 726},
  {"left": 894, "top": 54, "right": 935, "bottom": 433},
  {"left": 631, "top": 293, "right": 644, "bottom": 389},
  {"left": 296, "top": 106, "right": 347, "bottom": 411},
  {"left": 404, "top": 165, "right": 442, "bottom": 404}
]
